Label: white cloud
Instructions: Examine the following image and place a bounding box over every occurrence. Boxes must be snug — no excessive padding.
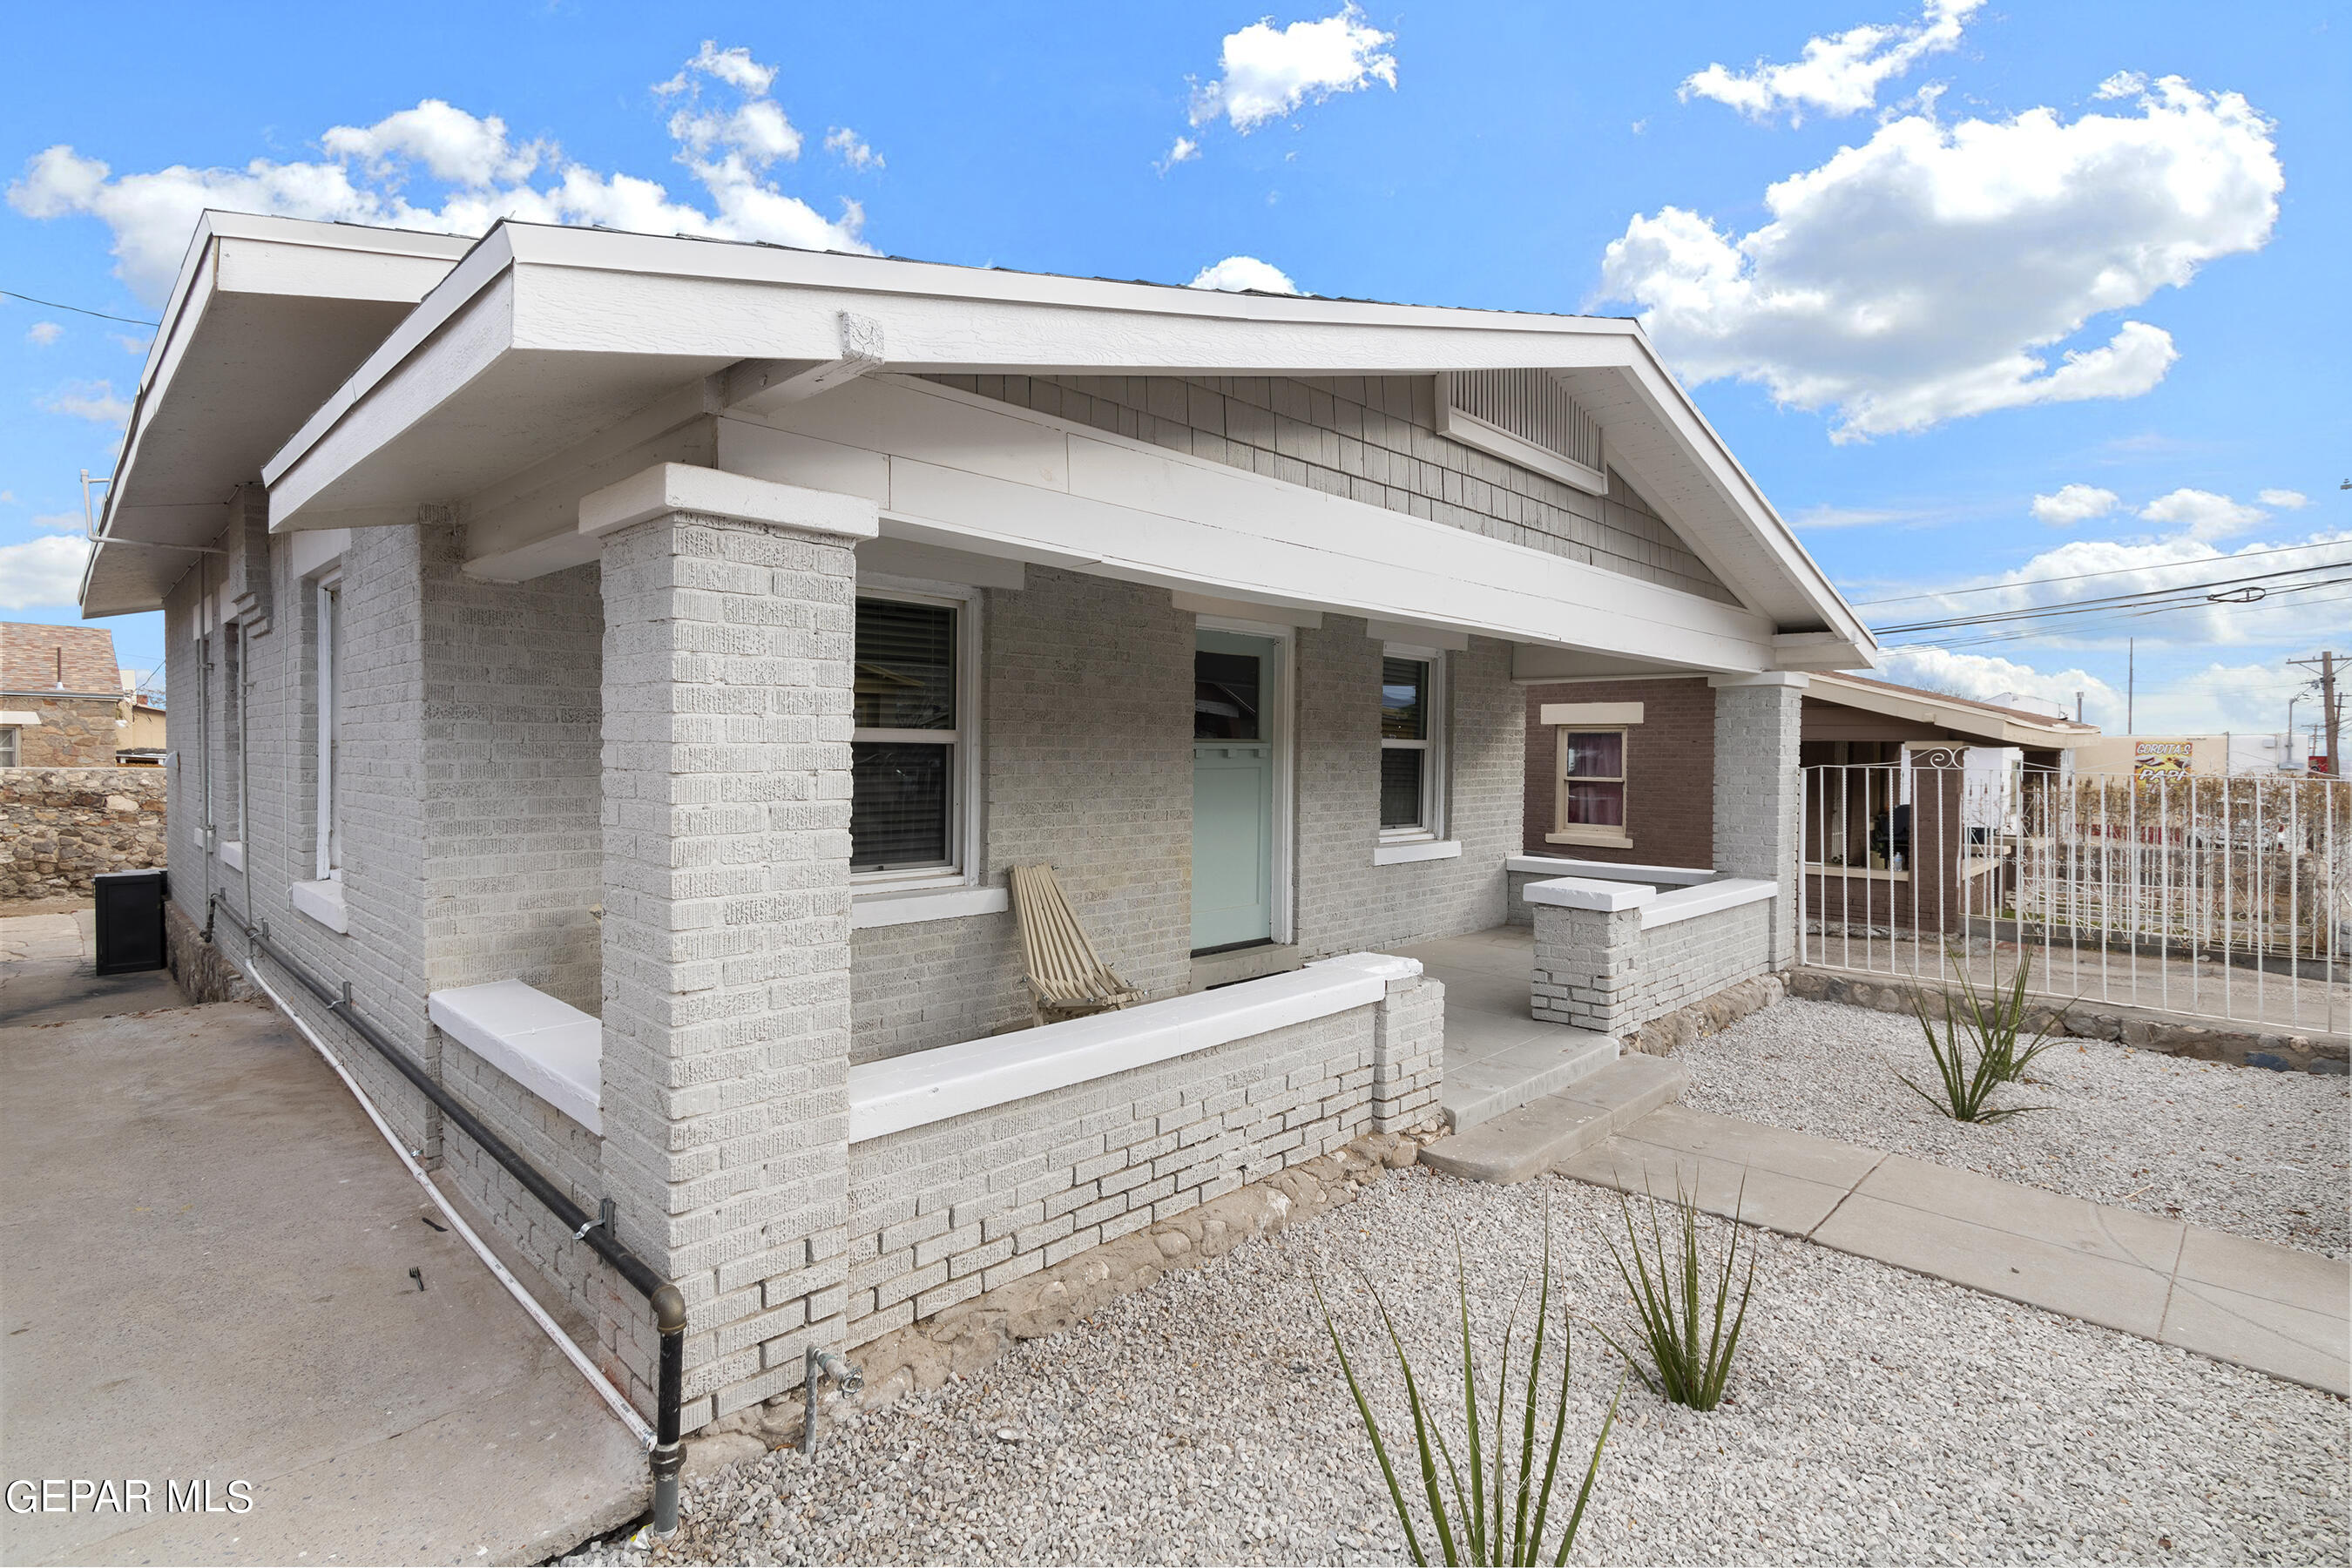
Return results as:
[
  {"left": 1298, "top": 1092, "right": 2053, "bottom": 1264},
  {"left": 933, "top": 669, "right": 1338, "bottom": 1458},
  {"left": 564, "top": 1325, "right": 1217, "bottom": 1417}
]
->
[
  {"left": 2257, "top": 488, "right": 2308, "bottom": 510},
  {"left": 110, "top": 333, "right": 146, "bottom": 355},
  {"left": 1600, "top": 78, "right": 2281, "bottom": 441},
  {"left": 41, "top": 379, "right": 131, "bottom": 426},
  {"left": 25, "top": 320, "right": 62, "bottom": 346},
  {"left": 1793, "top": 504, "right": 1914, "bottom": 529},
  {"left": 823, "top": 126, "right": 883, "bottom": 172},
  {"left": 1188, "top": 256, "right": 1300, "bottom": 294},
  {"left": 2094, "top": 71, "right": 2148, "bottom": 100},
  {"left": 320, "top": 99, "right": 545, "bottom": 186},
  {"left": 1186, "top": 6, "right": 1397, "bottom": 136},
  {"left": 1158, "top": 136, "right": 1202, "bottom": 174},
  {"left": 1878, "top": 646, "right": 2122, "bottom": 727},
  {"left": 30, "top": 511, "right": 84, "bottom": 532},
  {"left": 1682, "top": 0, "right": 1983, "bottom": 124},
  {"left": 0, "top": 535, "right": 91, "bottom": 610},
  {"left": 2031, "top": 483, "right": 2119, "bottom": 527},
  {"left": 2136, "top": 487, "right": 2266, "bottom": 542},
  {"left": 9, "top": 43, "right": 871, "bottom": 306},
  {"left": 2129, "top": 658, "right": 2314, "bottom": 733}
]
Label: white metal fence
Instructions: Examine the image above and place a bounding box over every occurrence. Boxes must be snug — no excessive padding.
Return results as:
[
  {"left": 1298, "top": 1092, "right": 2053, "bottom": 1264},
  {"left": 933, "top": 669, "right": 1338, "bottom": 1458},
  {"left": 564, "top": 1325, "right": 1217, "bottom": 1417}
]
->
[{"left": 1798, "top": 753, "right": 2351, "bottom": 1035}]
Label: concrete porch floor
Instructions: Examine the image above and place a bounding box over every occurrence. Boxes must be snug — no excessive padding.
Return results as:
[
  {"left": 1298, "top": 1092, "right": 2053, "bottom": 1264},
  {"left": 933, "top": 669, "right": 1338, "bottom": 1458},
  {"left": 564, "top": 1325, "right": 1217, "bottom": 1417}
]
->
[
  {"left": 0, "top": 914, "right": 646, "bottom": 1565},
  {"left": 1391, "top": 924, "right": 1617, "bottom": 1129}
]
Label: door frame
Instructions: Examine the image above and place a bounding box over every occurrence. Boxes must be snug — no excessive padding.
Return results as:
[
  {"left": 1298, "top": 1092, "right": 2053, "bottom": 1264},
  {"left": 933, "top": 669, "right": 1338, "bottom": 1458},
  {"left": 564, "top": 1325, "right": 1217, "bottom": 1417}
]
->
[{"left": 1194, "top": 615, "right": 1296, "bottom": 945}]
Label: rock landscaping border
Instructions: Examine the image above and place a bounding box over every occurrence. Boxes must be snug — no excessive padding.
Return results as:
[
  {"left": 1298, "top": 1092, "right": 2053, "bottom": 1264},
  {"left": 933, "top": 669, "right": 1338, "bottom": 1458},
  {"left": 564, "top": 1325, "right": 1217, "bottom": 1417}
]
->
[
  {"left": 1788, "top": 967, "right": 2349, "bottom": 1076},
  {"left": 1621, "top": 972, "right": 1787, "bottom": 1058},
  {"left": 679, "top": 1127, "right": 1437, "bottom": 1476}
]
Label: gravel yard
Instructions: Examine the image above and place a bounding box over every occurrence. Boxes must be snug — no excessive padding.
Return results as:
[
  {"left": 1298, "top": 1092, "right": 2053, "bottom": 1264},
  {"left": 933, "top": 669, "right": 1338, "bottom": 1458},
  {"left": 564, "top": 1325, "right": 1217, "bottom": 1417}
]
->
[
  {"left": 1680, "top": 998, "right": 2352, "bottom": 1258},
  {"left": 575, "top": 1170, "right": 2348, "bottom": 1566}
]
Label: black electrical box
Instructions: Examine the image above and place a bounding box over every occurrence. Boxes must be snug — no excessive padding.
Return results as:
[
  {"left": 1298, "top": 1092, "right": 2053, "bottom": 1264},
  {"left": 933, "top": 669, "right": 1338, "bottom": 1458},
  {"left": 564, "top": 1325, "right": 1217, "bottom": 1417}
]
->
[{"left": 93, "top": 868, "right": 168, "bottom": 975}]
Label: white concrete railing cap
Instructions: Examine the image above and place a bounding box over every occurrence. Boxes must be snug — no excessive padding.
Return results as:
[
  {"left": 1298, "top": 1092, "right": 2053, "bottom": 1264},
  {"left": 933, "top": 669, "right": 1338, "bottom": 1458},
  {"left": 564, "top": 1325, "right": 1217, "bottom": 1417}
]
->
[
  {"left": 1637, "top": 876, "right": 1778, "bottom": 929},
  {"left": 428, "top": 979, "right": 604, "bottom": 1134},
  {"left": 1505, "top": 855, "right": 1714, "bottom": 887},
  {"left": 578, "top": 462, "right": 881, "bottom": 542},
  {"left": 1523, "top": 876, "right": 1656, "bottom": 913}
]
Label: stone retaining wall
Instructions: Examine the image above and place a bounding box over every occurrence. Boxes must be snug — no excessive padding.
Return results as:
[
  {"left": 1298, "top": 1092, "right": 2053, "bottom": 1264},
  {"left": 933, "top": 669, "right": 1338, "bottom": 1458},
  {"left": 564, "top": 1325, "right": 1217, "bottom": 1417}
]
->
[
  {"left": 1, "top": 766, "right": 167, "bottom": 901},
  {"left": 1787, "top": 968, "right": 2349, "bottom": 1076}
]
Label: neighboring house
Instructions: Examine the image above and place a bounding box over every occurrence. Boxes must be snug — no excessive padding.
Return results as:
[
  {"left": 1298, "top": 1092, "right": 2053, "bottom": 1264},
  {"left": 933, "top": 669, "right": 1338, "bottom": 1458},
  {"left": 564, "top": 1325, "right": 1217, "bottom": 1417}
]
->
[
  {"left": 84, "top": 213, "right": 1875, "bottom": 1436},
  {"left": 118, "top": 692, "right": 168, "bottom": 762},
  {"left": 1520, "top": 668, "right": 2097, "bottom": 866},
  {"left": 0, "top": 622, "right": 136, "bottom": 767}
]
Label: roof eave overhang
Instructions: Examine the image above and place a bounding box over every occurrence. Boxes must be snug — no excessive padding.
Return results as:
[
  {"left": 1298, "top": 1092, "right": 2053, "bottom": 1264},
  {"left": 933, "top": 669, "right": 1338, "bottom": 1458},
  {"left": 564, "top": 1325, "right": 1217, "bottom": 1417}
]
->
[{"left": 261, "top": 221, "right": 1876, "bottom": 663}]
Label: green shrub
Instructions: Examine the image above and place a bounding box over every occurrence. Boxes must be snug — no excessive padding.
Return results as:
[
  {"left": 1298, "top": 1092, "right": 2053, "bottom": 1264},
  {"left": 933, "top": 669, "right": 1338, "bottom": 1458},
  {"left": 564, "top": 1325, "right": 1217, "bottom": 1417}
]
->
[
  {"left": 1316, "top": 1215, "right": 1620, "bottom": 1566},
  {"left": 1895, "top": 956, "right": 2058, "bottom": 1121},
  {"left": 1593, "top": 1181, "right": 1754, "bottom": 1412}
]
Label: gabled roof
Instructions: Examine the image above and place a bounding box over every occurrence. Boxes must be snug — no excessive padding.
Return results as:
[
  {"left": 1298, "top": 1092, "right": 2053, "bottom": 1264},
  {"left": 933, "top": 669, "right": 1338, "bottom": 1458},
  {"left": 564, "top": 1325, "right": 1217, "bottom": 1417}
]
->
[{"left": 88, "top": 214, "right": 1877, "bottom": 670}]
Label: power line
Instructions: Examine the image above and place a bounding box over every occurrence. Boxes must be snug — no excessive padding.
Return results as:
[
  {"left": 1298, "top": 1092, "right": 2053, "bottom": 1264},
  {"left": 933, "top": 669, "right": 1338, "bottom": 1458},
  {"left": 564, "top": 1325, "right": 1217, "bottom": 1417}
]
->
[
  {"left": 1, "top": 288, "right": 158, "bottom": 327},
  {"left": 1869, "top": 562, "right": 2352, "bottom": 635},
  {"left": 1849, "top": 538, "right": 2352, "bottom": 607},
  {"left": 1881, "top": 583, "right": 2352, "bottom": 653}
]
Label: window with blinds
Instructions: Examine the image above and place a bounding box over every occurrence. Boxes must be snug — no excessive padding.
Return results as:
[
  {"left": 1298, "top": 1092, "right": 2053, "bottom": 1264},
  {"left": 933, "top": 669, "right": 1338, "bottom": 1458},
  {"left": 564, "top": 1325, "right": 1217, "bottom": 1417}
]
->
[
  {"left": 851, "top": 595, "right": 960, "bottom": 873},
  {"left": 1379, "top": 654, "right": 1442, "bottom": 835}
]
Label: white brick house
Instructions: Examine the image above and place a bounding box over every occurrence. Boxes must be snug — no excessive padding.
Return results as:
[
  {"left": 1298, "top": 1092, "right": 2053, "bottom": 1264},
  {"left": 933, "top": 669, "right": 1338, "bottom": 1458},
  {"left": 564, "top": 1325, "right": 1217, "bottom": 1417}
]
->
[{"left": 86, "top": 213, "right": 1876, "bottom": 1433}]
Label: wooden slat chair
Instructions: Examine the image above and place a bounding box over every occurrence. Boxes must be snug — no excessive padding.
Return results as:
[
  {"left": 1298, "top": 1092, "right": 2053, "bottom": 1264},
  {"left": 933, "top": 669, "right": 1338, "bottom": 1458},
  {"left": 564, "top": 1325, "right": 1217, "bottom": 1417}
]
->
[{"left": 1009, "top": 863, "right": 1145, "bottom": 1026}]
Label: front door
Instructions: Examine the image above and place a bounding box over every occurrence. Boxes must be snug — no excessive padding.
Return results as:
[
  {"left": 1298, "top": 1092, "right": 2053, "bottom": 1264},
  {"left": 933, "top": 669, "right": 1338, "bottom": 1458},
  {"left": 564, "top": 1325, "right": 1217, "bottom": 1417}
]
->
[{"left": 1191, "top": 630, "right": 1280, "bottom": 952}]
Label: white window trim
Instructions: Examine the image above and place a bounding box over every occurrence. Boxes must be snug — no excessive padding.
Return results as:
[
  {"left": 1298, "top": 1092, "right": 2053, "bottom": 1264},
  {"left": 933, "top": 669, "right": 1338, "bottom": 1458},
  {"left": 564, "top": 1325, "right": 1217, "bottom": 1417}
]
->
[
  {"left": 314, "top": 574, "right": 342, "bottom": 882},
  {"left": 289, "top": 876, "right": 348, "bottom": 934},
  {"left": 851, "top": 578, "right": 984, "bottom": 897},
  {"left": 1549, "top": 723, "right": 1633, "bottom": 849},
  {"left": 1378, "top": 642, "right": 1447, "bottom": 847},
  {"left": 0, "top": 726, "right": 17, "bottom": 768},
  {"left": 1196, "top": 613, "right": 1298, "bottom": 945}
]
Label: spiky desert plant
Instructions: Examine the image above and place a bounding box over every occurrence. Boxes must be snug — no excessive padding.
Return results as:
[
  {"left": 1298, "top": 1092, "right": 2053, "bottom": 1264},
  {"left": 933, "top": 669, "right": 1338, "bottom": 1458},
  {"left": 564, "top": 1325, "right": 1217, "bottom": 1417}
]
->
[
  {"left": 1939, "top": 949, "right": 2062, "bottom": 1085},
  {"left": 1315, "top": 1215, "right": 1620, "bottom": 1566},
  {"left": 1894, "top": 963, "right": 2056, "bottom": 1121},
  {"left": 1592, "top": 1180, "right": 1754, "bottom": 1411}
]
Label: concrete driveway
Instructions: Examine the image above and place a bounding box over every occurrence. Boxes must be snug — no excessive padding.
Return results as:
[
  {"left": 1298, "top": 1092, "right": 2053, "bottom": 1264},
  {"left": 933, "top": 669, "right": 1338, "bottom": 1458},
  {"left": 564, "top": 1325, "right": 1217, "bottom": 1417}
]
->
[{"left": 0, "top": 916, "right": 646, "bottom": 1565}]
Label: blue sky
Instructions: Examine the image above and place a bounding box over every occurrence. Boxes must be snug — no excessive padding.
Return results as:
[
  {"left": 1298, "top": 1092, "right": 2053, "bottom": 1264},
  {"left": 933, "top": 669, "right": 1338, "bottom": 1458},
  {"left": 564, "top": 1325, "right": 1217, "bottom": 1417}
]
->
[{"left": 3, "top": 1, "right": 2345, "bottom": 740}]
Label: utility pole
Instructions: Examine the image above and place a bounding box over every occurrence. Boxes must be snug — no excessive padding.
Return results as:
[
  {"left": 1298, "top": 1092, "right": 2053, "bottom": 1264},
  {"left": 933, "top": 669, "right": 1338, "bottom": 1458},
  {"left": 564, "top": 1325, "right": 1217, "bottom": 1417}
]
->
[
  {"left": 2288, "top": 651, "right": 2342, "bottom": 777},
  {"left": 2126, "top": 638, "right": 2134, "bottom": 733}
]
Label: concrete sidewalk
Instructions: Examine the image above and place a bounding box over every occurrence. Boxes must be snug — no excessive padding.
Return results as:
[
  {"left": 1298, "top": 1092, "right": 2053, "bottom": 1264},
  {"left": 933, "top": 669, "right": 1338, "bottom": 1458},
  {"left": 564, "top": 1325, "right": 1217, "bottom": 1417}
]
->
[
  {"left": 0, "top": 929, "right": 647, "bottom": 1565},
  {"left": 0, "top": 909, "right": 186, "bottom": 1025},
  {"left": 1559, "top": 1103, "right": 2351, "bottom": 1397}
]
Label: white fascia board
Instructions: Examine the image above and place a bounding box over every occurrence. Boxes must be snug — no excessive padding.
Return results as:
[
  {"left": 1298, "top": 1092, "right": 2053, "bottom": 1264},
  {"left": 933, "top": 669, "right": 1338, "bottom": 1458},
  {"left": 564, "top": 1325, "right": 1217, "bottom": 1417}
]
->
[
  {"left": 264, "top": 228, "right": 518, "bottom": 501},
  {"left": 1607, "top": 348, "right": 1875, "bottom": 655},
  {"left": 267, "top": 267, "right": 519, "bottom": 529},
  {"left": 722, "top": 378, "right": 1777, "bottom": 671}
]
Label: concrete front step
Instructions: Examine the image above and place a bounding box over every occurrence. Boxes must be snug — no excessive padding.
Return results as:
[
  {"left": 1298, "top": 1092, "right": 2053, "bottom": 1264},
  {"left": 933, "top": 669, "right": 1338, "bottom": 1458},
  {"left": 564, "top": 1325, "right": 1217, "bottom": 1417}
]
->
[
  {"left": 1421, "top": 1055, "right": 1689, "bottom": 1185},
  {"left": 1441, "top": 1031, "right": 1619, "bottom": 1131}
]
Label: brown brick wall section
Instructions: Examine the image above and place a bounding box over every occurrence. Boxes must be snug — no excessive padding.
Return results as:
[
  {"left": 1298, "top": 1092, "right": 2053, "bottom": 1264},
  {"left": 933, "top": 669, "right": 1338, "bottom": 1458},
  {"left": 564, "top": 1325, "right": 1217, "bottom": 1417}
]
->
[
  {"left": 1522, "top": 677, "right": 1713, "bottom": 868},
  {"left": 3, "top": 621, "right": 120, "bottom": 694}
]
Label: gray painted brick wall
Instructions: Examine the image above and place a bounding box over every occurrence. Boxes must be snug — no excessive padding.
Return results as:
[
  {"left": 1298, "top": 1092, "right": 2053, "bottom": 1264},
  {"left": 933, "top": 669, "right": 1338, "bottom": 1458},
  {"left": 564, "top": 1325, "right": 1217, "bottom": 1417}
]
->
[
  {"left": 929, "top": 373, "right": 1734, "bottom": 604},
  {"left": 1531, "top": 901, "right": 1771, "bottom": 1037},
  {"left": 1712, "top": 680, "right": 1803, "bottom": 966},
  {"left": 844, "top": 1002, "right": 1379, "bottom": 1348}
]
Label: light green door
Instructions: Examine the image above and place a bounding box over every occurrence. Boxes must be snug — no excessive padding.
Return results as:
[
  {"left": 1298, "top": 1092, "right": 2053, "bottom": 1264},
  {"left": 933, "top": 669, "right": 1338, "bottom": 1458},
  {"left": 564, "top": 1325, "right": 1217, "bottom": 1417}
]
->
[{"left": 1192, "top": 630, "right": 1280, "bottom": 952}]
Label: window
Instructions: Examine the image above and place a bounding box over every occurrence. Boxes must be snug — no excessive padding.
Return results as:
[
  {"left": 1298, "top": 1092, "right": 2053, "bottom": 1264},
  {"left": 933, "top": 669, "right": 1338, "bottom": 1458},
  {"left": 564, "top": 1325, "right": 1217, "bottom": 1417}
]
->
[
  {"left": 314, "top": 577, "right": 342, "bottom": 880},
  {"left": 1555, "top": 729, "right": 1628, "bottom": 845},
  {"left": 851, "top": 593, "right": 966, "bottom": 880},
  {"left": 0, "top": 726, "right": 17, "bottom": 768},
  {"left": 1379, "top": 651, "right": 1444, "bottom": 839}
]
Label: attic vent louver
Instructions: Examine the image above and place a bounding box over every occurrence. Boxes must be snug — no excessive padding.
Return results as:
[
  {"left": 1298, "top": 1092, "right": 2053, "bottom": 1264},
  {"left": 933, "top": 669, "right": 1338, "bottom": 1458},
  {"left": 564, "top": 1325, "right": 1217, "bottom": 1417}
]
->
[{"left": 1436, "top": 369, "right": 1605, "bottom": 496}]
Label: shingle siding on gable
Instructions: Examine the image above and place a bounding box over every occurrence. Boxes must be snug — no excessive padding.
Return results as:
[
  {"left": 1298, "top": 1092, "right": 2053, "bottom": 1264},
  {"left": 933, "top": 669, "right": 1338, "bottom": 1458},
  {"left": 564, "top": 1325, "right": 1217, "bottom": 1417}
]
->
[{"left": 925, "top": 373, "right": 1736, "bottom": 605}]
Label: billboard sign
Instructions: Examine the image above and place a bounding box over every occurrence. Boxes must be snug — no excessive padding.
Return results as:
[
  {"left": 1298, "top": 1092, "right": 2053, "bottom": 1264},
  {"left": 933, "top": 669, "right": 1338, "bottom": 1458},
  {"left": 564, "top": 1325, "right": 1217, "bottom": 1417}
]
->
[{"left": 2133, "top": 740, "right": 2193, "bottom": 776}]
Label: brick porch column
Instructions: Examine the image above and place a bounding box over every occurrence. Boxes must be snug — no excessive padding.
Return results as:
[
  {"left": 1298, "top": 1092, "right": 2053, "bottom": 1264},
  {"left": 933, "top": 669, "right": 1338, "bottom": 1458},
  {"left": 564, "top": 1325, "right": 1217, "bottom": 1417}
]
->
[
  {"left": 590, "top": 463, "right": 878, "bottom": 1430},
  {"left": 1709, "top": 672, "right": 1806, "bottom": 968},
  {"left": 1527, "top": 877, "right": 1655, "bottom": 1035}
]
